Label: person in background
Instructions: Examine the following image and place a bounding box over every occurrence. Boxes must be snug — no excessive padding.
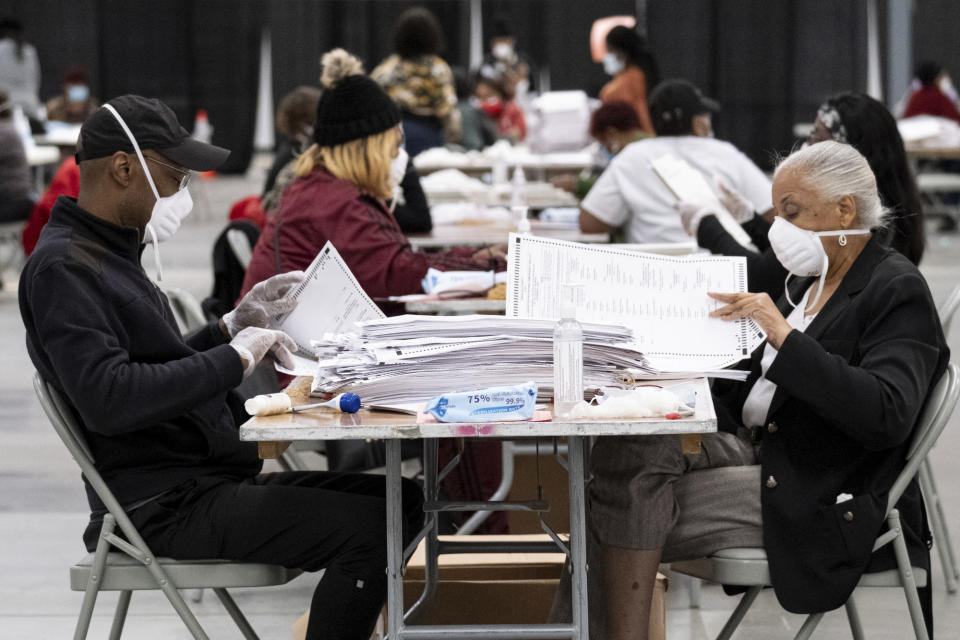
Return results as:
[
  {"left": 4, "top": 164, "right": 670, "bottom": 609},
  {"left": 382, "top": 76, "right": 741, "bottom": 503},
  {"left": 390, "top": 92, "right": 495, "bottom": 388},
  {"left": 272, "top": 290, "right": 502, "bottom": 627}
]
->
[
  {"left": 243, "top": 48, "right": 502, "bottom": 304},
  {"left": 903, "top": 60, "right": 960, "bottom": 125},
  {"left": 0, "top": 91, "right": 35, "bottom": 227},
  {"left": 473, "top": 70, "right": 526, "bottom": 142},
  {"left": 0, "top": 17, "right": 41, "bottom": 121},
  {"left": 599, "top": 25, "right": 658, "bottom": 136},
  {"left": 260, "top": 80, "right": 432, "bottom": 235},
  {"left": 552, "top": 100, "right": 649, "bottom": 199},
  {"left": 681, "top": 92, "right": 926, "bottom": 298},
  {"left": 372, "top": 6, "right": 460, "bottom": 157},
  {"left": 45, "top": 64, "right": 99, "bottom": 124},
  {"left": 481, "top": 13, "right": 536, "bottom": 98},
  {"left": 452, "top": 66, "right": 498, "bottom": 151},
  {"left": 580, "top": 79, "right": 772, "bottom": 244},
  {"left": 262, "top": 85, "right": 322, "bottom": 197},
  {"left": 21, "top": 156, "right": 79, "bottom": 255}
]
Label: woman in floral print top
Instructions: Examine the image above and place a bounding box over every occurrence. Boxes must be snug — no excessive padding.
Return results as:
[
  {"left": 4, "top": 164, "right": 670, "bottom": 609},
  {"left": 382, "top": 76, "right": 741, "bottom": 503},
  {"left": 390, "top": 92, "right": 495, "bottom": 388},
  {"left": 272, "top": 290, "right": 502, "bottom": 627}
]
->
[{"left": 372, "top": 7, "right": 461, "bottom": 156}]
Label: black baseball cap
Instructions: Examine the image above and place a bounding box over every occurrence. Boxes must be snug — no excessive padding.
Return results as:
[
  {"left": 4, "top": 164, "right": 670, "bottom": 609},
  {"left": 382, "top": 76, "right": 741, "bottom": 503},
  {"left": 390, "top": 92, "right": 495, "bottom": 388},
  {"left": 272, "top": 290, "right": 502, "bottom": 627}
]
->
[
  {"left": 648, "top": 79, "right": 720, "bottom": 133},
  {"left": 77, "top": 95, "right": 230, "bottom": 171}
]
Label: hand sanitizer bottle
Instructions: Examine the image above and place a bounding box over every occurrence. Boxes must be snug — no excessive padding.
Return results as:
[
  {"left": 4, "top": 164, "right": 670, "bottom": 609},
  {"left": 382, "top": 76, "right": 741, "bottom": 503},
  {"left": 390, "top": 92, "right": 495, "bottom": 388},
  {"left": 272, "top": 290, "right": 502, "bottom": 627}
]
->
[
  {"left": 553, "top": 284, "right": 583, "bottom": 419},
  {"left": 513, "top": 205, "right": 531, "bottom": 234}
]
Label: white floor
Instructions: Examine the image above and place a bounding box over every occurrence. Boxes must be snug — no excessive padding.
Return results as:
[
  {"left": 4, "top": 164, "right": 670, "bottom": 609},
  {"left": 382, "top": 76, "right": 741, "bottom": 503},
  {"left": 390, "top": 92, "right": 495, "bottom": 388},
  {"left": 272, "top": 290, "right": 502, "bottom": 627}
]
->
[{"left": 0, "top": 160, "right": 957, "bottom": 639}]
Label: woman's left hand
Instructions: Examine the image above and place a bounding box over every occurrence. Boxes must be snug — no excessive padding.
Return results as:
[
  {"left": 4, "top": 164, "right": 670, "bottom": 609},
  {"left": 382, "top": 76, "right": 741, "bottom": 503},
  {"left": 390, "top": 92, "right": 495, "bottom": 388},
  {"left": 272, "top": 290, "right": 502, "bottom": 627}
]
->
[{"left": 708, "top": 292, "right": 793, "bottom": 349}]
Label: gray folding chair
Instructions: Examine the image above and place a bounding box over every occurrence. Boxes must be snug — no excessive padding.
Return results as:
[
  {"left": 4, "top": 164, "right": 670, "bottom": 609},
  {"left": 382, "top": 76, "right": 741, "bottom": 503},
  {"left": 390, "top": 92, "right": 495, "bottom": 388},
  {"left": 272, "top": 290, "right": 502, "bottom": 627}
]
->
[
  {"left": 161, "top": 286, "right": 208, "bottom": 335},
  {"left": 33, "top": 371, "right": 302, "bottom": 640},
  {"left": 920, "top": 284, "right": 960, "bottom": 593},
  {"left": 671, "top": 362, "right": 960, "bottom": 640}
]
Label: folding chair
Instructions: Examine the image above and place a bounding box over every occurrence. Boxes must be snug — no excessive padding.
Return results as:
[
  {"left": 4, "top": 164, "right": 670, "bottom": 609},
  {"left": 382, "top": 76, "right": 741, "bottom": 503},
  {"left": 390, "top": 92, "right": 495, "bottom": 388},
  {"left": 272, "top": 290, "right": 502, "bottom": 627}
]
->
[
  {"left": 33, "top": 371, "right": 302, "bottom": 640},
  {"left": 161, "top": 286, "right": 208, "bottom": 335},
  {"left": 919, "top": 284, "right": 960, "bottom": 593},
  {"left": 671, "top": 362, "right": 960, "bottom": 640}
]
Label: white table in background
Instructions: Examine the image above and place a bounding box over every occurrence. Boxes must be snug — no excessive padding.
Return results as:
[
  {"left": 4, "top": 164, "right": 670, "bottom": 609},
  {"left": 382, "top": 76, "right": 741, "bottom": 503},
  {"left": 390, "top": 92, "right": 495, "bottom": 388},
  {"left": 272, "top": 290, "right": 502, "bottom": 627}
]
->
[
  {"left": 404, "top": 297, "right": 506, "bottom": 315},
  {"left": 408, "top": 224, "right": 608, "bottom": 250},
  {"left": 240, "top": 377, "right": 716, "bottom": 639},
  {"left": 26, "top": 145, "right": 60, "bottom": 192}
]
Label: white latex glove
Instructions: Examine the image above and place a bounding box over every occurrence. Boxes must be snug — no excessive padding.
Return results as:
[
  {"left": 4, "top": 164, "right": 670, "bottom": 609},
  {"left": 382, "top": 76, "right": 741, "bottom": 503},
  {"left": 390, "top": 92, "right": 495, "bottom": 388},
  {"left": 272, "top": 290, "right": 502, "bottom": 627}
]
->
[
  {"left": 229, "top": 327, "right": 298, "bottom": 378},
  {"left": 676, "top": 201, "right": 717, "bottom": 236},
  {"left": 222, "top": 270, "right": 305, "bottom": 337},
  {"left": 714, "top": 176, "right": 756, "bottom": 223}
]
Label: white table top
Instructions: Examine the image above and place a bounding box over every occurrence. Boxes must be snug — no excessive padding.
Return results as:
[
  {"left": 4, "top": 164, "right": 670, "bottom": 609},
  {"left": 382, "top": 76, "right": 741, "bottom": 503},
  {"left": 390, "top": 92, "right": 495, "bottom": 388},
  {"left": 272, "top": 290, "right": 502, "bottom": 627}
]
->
[
  {"left": 239, "top": 378, "right": 717, "bottom": 442},
  {"left": 26, "top": 145, "right": 60, "bottom": 167}
]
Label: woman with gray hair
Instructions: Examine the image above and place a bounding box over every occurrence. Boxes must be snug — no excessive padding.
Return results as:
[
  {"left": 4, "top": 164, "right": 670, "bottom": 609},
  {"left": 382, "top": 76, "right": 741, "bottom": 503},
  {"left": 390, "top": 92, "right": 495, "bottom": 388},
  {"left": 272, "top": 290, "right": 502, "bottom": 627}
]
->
[{"left": 560, "top": 141, "right": 948, "bottom": 639}]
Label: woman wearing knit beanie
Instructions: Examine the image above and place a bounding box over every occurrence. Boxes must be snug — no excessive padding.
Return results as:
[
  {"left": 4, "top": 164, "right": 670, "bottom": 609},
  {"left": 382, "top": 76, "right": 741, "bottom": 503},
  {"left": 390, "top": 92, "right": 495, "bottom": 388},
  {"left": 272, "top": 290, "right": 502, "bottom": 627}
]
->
[{"left": 241, "top": 48, "right": 503, "bottom": 306}]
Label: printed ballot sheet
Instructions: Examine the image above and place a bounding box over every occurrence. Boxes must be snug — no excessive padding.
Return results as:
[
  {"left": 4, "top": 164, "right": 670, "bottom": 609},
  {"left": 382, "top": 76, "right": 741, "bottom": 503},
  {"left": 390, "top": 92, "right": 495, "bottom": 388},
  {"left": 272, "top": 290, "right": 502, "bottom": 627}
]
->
[
  {"left": 506, "top": 234, "right": 766, "bottom": 371},
  {"left": 277, "top": 242, "right": 385, "bottom": 358},
  {"left": 649, "top": 154, "right": 756, "bottom": 250}
]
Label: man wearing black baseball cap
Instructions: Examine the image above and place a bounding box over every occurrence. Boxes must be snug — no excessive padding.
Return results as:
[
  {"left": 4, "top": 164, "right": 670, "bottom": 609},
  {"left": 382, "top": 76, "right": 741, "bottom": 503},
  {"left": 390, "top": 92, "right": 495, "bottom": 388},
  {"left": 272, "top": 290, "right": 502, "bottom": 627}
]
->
[
  {"left": 580, "top": 78, "right": 773, "bottom": 245},
  {"left": 20, "top": 95, "right": 422, "bottom": 640}
]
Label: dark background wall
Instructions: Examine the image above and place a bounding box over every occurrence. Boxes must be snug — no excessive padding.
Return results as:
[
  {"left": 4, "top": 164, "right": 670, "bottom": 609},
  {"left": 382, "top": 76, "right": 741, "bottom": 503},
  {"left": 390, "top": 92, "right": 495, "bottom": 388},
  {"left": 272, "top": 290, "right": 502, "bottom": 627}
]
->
[{"left": 0, "top": 0, "right": 952, "bottom": 172}]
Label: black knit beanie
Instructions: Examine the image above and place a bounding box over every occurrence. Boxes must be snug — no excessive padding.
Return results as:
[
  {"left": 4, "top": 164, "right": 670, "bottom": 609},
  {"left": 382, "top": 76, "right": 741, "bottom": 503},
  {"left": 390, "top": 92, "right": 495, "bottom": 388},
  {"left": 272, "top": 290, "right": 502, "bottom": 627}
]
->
[{"left": 313, "top": 75, "right": 401, "bottom": 147}]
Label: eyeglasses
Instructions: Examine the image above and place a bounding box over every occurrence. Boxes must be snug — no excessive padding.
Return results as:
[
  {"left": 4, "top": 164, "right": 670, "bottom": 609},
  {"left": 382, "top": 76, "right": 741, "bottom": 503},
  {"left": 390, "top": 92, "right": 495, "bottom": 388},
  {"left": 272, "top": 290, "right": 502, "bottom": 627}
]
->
[{"left": 145, "top": 155, "right": 191, "bottom": 191}]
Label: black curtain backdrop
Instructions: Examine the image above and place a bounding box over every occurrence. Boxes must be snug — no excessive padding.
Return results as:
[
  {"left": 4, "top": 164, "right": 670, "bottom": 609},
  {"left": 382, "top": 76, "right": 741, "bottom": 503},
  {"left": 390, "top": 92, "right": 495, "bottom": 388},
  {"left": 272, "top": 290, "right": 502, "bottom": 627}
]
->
[
  {"left": 649, "top": 0, "right": 868, "bottom": 170},
  {"left": 0, "top": 0, "right": 898, "bottom": 174},
  {"left": 1, "top": 0, "right": 263, "bottom": 173},
  {"left": 913, "top": 0, "right": 960, "bottom": 87}
]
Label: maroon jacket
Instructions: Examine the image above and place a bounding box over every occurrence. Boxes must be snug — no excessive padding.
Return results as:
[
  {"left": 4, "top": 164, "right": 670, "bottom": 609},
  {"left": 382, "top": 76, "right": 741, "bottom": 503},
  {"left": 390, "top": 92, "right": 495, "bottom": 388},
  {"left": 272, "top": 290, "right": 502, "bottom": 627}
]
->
[{"left": 241, "top": 168, "right": 501, "bottom": 299}]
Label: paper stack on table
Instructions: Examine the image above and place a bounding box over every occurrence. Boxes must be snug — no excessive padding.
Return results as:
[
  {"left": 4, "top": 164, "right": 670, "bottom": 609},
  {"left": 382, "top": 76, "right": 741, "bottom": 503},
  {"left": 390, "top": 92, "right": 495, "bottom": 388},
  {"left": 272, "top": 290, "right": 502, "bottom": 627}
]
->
[
  {"left": 308, "top": 315, "right": 654, "bottom": 403},
  {"left": 506, "top": 234, "right": 764, "bottom": 377}
]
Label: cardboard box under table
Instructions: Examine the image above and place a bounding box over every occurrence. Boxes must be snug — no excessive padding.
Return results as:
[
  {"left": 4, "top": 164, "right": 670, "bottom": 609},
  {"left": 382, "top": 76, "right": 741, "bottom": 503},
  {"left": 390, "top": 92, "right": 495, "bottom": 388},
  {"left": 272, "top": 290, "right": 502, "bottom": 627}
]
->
[{"left": 241, "top": 376, "right": 714, "bottom": 639}]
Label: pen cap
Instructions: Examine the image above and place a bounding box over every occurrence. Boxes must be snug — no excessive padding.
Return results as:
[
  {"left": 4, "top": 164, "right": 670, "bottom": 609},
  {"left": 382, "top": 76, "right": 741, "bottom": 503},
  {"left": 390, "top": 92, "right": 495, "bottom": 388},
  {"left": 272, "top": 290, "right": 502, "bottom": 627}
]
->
[{"left": 337, "top": 393, "right": 362, "bottom": 413}]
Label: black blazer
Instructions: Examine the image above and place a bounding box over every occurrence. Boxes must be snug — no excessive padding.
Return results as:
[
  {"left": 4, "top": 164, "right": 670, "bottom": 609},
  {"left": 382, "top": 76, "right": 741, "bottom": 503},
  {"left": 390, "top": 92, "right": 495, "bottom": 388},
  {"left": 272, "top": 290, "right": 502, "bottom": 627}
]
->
[{"left": 713, "top": 236, "right": 948, "bottom": 613}]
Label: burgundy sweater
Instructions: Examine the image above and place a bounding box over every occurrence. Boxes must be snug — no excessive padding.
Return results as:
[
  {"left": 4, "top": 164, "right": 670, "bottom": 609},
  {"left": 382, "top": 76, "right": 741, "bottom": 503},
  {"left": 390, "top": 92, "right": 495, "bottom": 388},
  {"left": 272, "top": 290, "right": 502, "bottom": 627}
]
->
[{"left": 241, "top": 168, "right": 501, "bottom": 299}]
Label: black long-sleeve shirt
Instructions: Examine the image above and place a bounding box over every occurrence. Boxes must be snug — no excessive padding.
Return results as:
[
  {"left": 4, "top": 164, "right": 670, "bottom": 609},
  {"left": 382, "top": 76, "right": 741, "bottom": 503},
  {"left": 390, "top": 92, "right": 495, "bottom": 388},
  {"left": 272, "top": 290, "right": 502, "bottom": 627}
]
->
[{"left": 19, "top": 196, "right": 261, "bottom": 512}]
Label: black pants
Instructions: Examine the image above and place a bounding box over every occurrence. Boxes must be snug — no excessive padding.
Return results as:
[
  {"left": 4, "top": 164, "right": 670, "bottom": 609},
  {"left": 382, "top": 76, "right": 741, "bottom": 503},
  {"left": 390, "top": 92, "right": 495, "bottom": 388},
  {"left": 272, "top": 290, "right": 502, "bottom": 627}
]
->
[{"left": 86, "top": 471, "right": 424, "bottom": 640}]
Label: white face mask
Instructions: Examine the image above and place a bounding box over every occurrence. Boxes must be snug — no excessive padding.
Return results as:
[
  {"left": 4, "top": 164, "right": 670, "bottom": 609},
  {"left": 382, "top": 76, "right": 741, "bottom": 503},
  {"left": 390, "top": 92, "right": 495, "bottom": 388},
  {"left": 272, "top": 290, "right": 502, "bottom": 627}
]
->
[
  {"left": 767, "top": 216, "right": 869, "bottom": 310},
  {"left": 103, "top": 104, "right": 194, "bottom": 281},
  {"left": 603, "top": 52, "right": 624, "bottom": 76},
  {"left": 389, "top": 147, "right": 408, "bottom": 190},
  {"left": 492, "top": 43, "right": 514, "bottom": 61}
]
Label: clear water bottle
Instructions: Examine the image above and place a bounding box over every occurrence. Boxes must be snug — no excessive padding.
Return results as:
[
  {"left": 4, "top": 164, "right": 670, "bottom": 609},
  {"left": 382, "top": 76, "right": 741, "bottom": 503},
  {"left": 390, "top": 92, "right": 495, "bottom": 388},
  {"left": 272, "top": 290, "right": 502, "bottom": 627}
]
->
[{"left": 553, "top": 285, "right": 583, "bottom": 419}]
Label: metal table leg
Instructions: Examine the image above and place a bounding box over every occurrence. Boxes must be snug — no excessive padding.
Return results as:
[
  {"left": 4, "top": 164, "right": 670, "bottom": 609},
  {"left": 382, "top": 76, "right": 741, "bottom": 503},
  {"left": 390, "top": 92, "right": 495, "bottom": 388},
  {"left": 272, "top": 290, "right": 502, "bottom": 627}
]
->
[
  {"left": 387, "top": 439, "right": 405, "bottom": 639},
  {"left": 406, "top": 439, "right": 440, "bottom": 622},
  {"left": 568, "top": 436, "right": 589, "bottom": 640}
]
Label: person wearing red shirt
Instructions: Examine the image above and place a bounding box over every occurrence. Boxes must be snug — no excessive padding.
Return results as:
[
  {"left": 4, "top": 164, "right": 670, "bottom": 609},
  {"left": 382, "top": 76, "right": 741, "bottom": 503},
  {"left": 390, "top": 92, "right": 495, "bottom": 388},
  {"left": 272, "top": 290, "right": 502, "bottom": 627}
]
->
[
  {"left": 903, "top": 61, "right": 960, "bottom": 125},
  {"left": 22, "top": 156, "right": 80, "bottom": 255}
]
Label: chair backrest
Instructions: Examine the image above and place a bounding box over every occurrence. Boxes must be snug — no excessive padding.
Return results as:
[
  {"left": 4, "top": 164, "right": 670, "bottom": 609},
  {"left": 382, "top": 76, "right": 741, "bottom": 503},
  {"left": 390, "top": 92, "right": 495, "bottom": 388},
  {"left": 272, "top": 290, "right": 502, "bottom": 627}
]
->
[
  {"left": 888, "top": 362, "right": 960, "bottom": 513},
  {"left": 32, "top": 371, "right": 152, "bottom": 546},
  {"left": 162, "top": 287, "right": 207, "bottom": 334},
  {"left": 939, "top": 284, "right": 960, "bottom": 340},
  {"left": 226, "top": 228, "right": 253, "bottom": 270}
]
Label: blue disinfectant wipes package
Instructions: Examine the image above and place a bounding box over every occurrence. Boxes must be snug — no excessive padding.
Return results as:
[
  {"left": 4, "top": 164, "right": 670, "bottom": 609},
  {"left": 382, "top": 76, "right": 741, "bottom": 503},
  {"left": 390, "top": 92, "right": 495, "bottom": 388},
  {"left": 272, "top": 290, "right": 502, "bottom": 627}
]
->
[{"left": 424, "top": 382, "right": 538, "bottom": 422}]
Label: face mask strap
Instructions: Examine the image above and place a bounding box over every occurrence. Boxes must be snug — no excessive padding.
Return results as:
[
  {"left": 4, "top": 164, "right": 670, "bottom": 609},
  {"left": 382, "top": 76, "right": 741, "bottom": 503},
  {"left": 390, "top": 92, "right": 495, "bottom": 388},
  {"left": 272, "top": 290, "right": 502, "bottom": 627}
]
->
[
  {"left": 102, "top": 103, "right": 161, "bottom": 201},
  {"left": 146, "top": 224, "right": 163, "bottom": 281}
]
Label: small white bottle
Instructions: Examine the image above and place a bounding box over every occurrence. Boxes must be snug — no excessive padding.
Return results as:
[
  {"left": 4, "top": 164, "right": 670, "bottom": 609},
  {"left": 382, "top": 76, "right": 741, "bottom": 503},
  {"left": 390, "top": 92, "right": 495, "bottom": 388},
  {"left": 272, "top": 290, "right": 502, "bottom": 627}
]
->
[
  {"left": 510, "top": 165, "right": 527, "bottom": 208},
  {"left": 513, "top": 205, "right": 531, "bottom": 234},
  {"left": 553, "top": 284, "right": 583, "bottom": 419}
]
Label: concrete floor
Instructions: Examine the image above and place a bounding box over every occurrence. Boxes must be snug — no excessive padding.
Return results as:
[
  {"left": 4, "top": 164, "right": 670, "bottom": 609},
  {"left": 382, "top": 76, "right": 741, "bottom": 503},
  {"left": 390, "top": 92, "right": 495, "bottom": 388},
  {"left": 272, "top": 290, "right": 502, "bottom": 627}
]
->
[{"left": 0, "top": 161, "right": 957, "bottom": 639}]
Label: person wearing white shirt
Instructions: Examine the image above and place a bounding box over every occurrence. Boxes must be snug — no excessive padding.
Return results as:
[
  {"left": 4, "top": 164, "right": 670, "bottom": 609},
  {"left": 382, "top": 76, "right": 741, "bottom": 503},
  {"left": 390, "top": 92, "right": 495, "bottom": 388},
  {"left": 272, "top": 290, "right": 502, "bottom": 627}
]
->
[{"left": 580, "top": 79, "right": 773, "bottom": 244}]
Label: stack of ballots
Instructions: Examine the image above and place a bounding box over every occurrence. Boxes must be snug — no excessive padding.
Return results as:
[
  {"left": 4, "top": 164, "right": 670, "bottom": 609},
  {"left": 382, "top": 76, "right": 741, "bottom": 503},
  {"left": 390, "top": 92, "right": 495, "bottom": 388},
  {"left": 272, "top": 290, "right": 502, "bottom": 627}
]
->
[{"left": 309, "top": 315, "right": 654, "bottom": 404}]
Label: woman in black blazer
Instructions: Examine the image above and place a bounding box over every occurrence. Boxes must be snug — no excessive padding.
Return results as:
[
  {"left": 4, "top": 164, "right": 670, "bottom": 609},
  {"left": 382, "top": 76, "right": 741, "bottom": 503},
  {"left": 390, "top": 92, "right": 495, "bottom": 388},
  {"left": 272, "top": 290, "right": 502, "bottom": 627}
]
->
[{"left": 584, "top": 141, "right": 948, "bottom": 640}]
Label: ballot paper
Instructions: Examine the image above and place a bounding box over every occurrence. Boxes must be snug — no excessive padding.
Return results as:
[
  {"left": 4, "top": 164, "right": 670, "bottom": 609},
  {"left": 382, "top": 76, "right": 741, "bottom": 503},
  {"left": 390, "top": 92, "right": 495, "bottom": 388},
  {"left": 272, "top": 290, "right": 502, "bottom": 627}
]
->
[
  {"left": 308, "top": 314, "right": 653, "bottom": 402},
  {"left": 506, "top": 234, "right": 766, "bottom": 372},
  {"left": 276, "top": 242, "right": 385, "bottom": 358},
  {"left": 649, "top": 154, "right": 757, "bottom": 250}
]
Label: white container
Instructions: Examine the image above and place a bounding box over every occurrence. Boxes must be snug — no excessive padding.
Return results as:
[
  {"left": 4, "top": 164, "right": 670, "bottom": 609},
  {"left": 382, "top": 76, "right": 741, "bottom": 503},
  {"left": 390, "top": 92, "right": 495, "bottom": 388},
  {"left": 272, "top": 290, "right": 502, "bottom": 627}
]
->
[{"left": 553, "top": 286, "right": 583, "bottom": 419}]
